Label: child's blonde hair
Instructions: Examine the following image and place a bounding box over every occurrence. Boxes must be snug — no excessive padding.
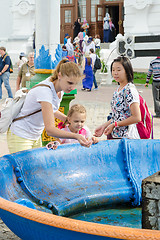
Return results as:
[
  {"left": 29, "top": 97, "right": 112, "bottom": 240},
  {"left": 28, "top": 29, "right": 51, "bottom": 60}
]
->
[
  {"left": 67, "top": 104, "right": 86, "bottom": 118},
  {"left": 59, "top": 104, "right": 86, "bottom": 127},
  {"left": 50, "top": 59, "right": 83, "bottom": 82}
]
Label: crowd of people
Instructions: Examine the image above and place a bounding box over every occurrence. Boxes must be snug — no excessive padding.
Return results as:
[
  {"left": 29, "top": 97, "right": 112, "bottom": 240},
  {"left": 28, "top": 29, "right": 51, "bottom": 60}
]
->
[
  {"left": 62, "top": 18, "right": 102, "bottom": 92},
  {"left": 0, "top": 16, "right": 159, "bottom": 154}
]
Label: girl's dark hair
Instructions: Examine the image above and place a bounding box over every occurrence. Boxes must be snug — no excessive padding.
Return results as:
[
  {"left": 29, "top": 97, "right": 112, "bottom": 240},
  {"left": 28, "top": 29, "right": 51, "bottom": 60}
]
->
[{"left": 110, "top": 56, "right": 134, "bottom": 83}]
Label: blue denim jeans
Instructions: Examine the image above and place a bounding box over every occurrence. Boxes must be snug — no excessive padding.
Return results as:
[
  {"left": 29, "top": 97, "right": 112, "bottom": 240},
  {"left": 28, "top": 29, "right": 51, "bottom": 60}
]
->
[
  {"left": 93, "top": 69, "right": 98, "bottom": 88},
  {"left": 0, "top": 72, "right": 13, "bottom": 99}
]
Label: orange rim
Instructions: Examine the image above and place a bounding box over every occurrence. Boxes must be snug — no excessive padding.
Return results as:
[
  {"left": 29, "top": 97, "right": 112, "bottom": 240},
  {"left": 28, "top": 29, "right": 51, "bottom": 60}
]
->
[
  {"left": 34, "top": 69, "right": 55, "bottom": 74},
  {"left": 0, "top": 197, "right": 160, "bottom": 240}
]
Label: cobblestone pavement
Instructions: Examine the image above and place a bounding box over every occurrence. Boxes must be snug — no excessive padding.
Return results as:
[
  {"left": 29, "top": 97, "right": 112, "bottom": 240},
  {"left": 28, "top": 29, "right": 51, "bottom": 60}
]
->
[{"left": 0, "top": 69, "right": 159, "bottom": 239}]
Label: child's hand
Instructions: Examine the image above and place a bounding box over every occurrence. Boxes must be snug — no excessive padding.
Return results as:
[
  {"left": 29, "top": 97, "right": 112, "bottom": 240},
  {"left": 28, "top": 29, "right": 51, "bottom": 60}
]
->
[
  {"left": 76, "top": 135, "right": 92, "bottom": 148},
  {"left": 46, "top": 141, "right": 60, "bottom": 150},
  {"left": 91, "top": 136, "right": 99, "bottom": 144}
]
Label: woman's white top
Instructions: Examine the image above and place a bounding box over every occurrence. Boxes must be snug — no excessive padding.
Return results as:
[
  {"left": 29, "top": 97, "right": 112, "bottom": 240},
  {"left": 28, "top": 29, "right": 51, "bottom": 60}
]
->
[{"left": 10, "top": 78, "right": 64, "bottom": 140}]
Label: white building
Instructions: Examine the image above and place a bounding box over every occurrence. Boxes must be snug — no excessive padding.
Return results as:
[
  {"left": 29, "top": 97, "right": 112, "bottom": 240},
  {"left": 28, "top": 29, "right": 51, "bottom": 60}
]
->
[{"left": 0, "top": 0, "right": 160, "bottom": 68}]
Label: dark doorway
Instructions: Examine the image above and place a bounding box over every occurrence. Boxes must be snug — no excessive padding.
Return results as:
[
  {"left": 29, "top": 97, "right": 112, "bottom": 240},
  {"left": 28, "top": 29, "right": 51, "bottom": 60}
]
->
[{"left": 105, "top": 6, "right": 119, "bottom": 36}]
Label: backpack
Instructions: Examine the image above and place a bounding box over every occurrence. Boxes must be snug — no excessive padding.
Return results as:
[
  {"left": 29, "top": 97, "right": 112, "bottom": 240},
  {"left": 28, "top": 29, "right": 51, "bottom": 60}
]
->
[
  {"left": 103, "top": 20, "right": 109, "bottom": 30},
  {"left": 3, "top": 54, "right": 13, "bottom": 73},
  {"left": 124, "top": 87, "right": 153, "bottom": 139},
  {"left": 0, "top": 84, "right": 51, "bottom": 133},
  {"left": 136, "top": 95, "right": 153, "bottom": 139},
  {"left": 94, "top": 56, "right": 101, "bottom": 70}
]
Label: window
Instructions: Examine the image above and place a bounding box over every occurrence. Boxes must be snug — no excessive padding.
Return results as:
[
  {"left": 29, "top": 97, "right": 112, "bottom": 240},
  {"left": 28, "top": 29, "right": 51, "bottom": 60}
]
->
[
  {"left": 65, "top": 10, "right": 71, "bottom": 23},
  {"left": 98, "top": 7, "right": 103, "bottom": 21},
  {"left": 61, "top": 0, "right": 73, "bottom": 4},
  {"left": 91, "top": 0, "right": 100, "bottom": 22},
  {"left": 78, "top": 0, "right": 86, "bottom": 22}
]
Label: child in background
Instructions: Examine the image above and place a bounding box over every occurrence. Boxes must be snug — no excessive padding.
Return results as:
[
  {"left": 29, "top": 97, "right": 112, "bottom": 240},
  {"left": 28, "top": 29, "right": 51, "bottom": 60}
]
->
[
  {"left": 46, "top": 104, "right": 98, "bottom": 149},
  {"left": 94, "top": 34, "right": 101, "bottom": 50}
]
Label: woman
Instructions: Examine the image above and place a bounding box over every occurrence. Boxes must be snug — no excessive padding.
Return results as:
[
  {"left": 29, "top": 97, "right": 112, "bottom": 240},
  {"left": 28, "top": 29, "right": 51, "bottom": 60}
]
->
[
  {"left": 94, "top": 56, "right": 141, "bottom": 139},
  {"left": 103, "top": 13, "right": 110, "bottom": 43},
  {"left": 73, "top": 18, "right": 81, "bottom": 39},
  {"left": 81, "top": 19, "right": 89, "bottom": 35},
  {"left": 7, "top": 59, "right": 92, "bottom": 153},
  {"left": 82, "top": 54, "right": 94, "bottom": 92}
]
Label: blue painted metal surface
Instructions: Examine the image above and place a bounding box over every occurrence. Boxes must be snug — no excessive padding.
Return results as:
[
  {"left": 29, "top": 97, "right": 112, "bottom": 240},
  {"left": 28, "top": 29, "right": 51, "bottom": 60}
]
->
[{"left": 0, "top": 139, "right": 159, "bottom": 239}]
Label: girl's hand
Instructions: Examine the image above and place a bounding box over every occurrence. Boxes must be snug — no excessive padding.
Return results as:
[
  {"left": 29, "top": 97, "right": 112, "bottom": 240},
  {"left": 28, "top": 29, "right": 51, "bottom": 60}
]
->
[
  {"left": 104, "top": 123, "right": 115, "bottom": 136},
  {"left": 91, "top": 136, "right": 99, "bottom": 144},
  {"left": 76, "top": 134, "right": 92, "bottom": 148}
]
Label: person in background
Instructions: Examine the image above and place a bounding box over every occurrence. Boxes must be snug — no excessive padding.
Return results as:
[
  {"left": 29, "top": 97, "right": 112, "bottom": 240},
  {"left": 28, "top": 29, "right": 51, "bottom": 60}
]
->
[
  {"left": 94, "top": 34, "right": 101, "bottom": 50},
  {"left": 16, "top": 52, "right": 35, "bottom": 91},
  {"left": 62, "top": 45, "right": 68, "bottom": 59},
  {"left": 89, "top": 48, "right": 98, "bottom": 90},
  {"left": 82, "top": 53, "right": 94, "bottom": 92},
  {"left": 78, "top": 29, "right": 85, "bottom": 53},
  {"left": 64, "top": 33, "right": 69, "bottom": 45},
  {"left": 109, "top": 18, "right": 115, "bottom": 42},
  {"left": 0, "top": 46, "right": 13, "bottom": 99},
  {"left": 73, "top": 37, "right": 81, "bottom": 65},
  {"left": 7, "top": 60, "right": 92, "bottom": 154},
  {"left": 94, "top": 56, "right": 141, "bottom": 139},
  {"left": 145, "top": 56, "right": 160, "bottom": 118},
  {"left": 47, "top": 104, "right": 98, "bottom": 148},
  {"left": 83, "top": 36, "right": 95, "bottom": 55},
  {"left": 73, "top": 18, "right": 81, "bottom": 39},
  {"left": 65, "top": 37, "right": 74, "bottom": 56},
  {"left": 81, "top": 19, "right": 89, "bottom": 35},
  {"left": 17, "top": 52, "right": 28, "bottom": 71},
  {"left": 103, "top": 13, "right": 110, "bottom": 43}
]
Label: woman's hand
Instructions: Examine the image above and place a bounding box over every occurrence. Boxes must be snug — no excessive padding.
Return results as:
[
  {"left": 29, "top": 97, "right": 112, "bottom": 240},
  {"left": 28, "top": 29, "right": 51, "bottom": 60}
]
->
[
  {"left": 76, "top": 134, "right": 92, "bottom": 148},
  {"left": 94, "top": 123, "right": 108, "bottom": 137},
  {"left": 104, "top": 123, "right": 115, "bottom": 136}
]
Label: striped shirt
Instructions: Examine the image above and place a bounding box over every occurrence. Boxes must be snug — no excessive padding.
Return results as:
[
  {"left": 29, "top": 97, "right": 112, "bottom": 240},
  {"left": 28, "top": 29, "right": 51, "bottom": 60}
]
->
[{"left": 146, "top": 57, "right": 160, "bottom": 83}]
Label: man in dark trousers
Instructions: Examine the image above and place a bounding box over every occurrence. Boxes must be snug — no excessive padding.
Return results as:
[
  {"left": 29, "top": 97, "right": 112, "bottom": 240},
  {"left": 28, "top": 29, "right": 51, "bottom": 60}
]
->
[
  {"left": 145, "top": 56, "right": 160, "bottom": 118},
  {"left": 0, "top": 46, "right": 13, "bottom": 99}
]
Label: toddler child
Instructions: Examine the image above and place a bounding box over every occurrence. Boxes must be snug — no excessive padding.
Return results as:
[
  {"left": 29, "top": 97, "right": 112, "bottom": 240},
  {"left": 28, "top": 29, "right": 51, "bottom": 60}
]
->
[{"left": 46, "top": 104, "right": 98, "bottom": 149}]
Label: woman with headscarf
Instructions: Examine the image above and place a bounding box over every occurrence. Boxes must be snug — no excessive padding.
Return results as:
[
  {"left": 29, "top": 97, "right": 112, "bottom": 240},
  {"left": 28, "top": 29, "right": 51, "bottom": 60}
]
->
[
  {"left": 103, "top": 13, "right": 110, "bottom": 43},
  {"left": 73, "top": 18, "right": 81, "bottom": 39},
  {"left": 83, "top": 36, "right": 95, "bottom": 55},
  {"left": 65, "top": 37, "right": 74, "bottom": 56},
  {"left": 82, "top": 19, "right": 89, "bottom": 35}
]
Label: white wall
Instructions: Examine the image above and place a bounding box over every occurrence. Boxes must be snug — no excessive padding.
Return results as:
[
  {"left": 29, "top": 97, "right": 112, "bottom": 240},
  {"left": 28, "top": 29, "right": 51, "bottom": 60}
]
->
[{"left": 124, "top": 0, "right": 160, "bottom": 35}]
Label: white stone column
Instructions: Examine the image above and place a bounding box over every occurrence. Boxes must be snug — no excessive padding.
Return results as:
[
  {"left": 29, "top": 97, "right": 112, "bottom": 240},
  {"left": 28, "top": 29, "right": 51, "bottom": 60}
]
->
[
  {"left": 35, "top": 0, "right": 60, "bottom": 61},
  {"left": 49, "top": 0, "right": 60, "bottom": 60}
]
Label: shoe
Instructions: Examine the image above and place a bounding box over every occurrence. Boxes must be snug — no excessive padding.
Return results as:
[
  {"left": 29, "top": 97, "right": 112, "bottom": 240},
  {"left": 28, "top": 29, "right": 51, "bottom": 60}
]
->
[
  {"left": 93, "top": 87, "right": 98, "bottom": 90},
  {"left": 86, "top": 89, "right": 91, "bottom": 92},
  {"left": 153, "top": 115, "right": 160, "bottom": 118},
  {"left": 81, "top": 88, "right": 86, "bottom": 91}
]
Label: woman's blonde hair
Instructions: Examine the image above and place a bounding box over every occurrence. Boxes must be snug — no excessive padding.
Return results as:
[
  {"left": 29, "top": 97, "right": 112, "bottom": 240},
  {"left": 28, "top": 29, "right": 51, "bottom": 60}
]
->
[{"left": 50, "top": 59, "right": 83, "bottom": 82}]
